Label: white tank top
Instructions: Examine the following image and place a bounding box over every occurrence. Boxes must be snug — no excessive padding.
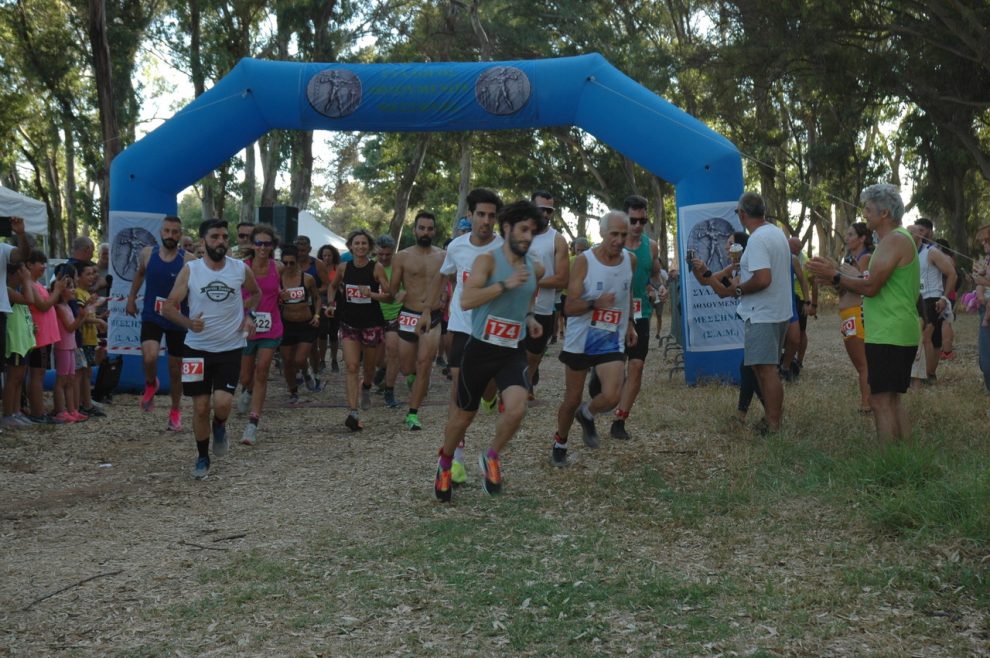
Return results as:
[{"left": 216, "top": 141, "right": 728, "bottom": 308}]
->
[
  {"left": 185, "top": 257, "right": 248, "bottom": 352},
  {"left": 530, "top": 227, "right": 558, "bottom": 315},
  {"left": 563, "top": 249, "right": 632, "bottom": 356},
  {"left": 919, "top": 244, "right": 944, "bottom": 299},
  {"left": 439, "top": 232, "right": 503, "bottom": 334}
]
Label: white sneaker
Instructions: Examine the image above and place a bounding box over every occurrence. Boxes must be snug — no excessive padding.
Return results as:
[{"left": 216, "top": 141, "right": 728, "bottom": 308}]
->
[
  {"left": 241, "top": 423, "right": 257, "bottom": 446},
  {"left": 236, "top": 389, "right": 252, "bottom": 414}
]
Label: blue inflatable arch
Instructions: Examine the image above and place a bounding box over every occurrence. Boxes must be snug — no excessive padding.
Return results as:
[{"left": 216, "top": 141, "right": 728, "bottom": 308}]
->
[{"left": 110, "top": 53, "right": 743, "bottom": 387}]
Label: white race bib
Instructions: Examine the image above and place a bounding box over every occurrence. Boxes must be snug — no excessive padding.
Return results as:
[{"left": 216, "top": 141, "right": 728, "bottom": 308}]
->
[
  {"left": 154, "top": 296, "right": 167, "bottom": 315},
  {"left": 633, "top": 299, "right": 643, "bottom": 319},
  {"left": 254, "top": 312, "right": 272, "bottom": 333},
  {"left": 181, "top": 357, "right": 205, "bottom": 383},
  {"left": 398, "top": 310, "right": 419, "bottom": 333},
  {"left": 590, "top": 307, "right": 622, "bottom": 333},
  {"left": 482, "top": 314, "right": 523, "bottom": 348},
  {"left": 345, "top": 284, "right": 371, "bottom": 304},
  {"left": 284, "top": 286, "right": 306, "bottom": 304}
]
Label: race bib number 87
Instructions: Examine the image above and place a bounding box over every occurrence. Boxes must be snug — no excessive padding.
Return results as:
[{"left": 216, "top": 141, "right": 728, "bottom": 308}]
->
[{"left": 181, "top": 357, "right": 205, "bottom": 383}]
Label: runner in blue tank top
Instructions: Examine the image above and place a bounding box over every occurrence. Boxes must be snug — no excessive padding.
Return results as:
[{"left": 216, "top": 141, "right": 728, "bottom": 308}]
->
[
  {"left": 434, "top": 201, "right": 545, "bottom": 502},
  {"left": 125, "top": 215, "right": 194, "bottom": 432}
]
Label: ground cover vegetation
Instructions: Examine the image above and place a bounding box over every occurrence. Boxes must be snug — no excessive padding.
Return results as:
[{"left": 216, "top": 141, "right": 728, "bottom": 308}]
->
[{"left": 1, "top": 315, "right": 987, "bottom": 655}]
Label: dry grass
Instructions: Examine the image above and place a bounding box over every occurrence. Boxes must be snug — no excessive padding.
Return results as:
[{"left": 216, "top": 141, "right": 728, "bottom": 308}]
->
[{"left": 1, "top": 306, "right": 988, "bottom": 657}]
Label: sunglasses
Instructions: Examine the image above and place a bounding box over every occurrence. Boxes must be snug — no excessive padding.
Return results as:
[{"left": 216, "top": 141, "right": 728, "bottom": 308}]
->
[
  {"left": 630, "top": 217, "right": 648, "bottom": 225},
  {"left": 253, "top": 240, "right": 273, "bottom": 247},
  {"left": 238, "top": 233, "right": 251, "bottom": 239},
  {"left": 282, "top": 260, "right": 296, "bottom": 266},
  {"left": 538, "top": 207, "right": 554, "bottom": 214}
]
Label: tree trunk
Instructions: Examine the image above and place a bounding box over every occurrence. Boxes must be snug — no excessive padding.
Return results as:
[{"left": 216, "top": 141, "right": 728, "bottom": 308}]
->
[
  {"left": 87, "top": 0, "right": 120, "bottom": 237},
  {"left": 61, "top": 102, "right": 77, "bottom": 243},
  {"left": 387, "top": 133, "right": 432, "bottom": 242},
  {"left": 240, "top": 142, "right": 256, "bottom": 225},
  {"left": 290, "top": 131, "right": 313, "bottom": 210},
  {"left": 455, "top": 134, "right": 472, "bottom": 220},
  {"left": 259, "top": 131, "right": 282, "bottom": 208},
  {"left": 649, "top": 175, "right": 668, "bottom": 265}
]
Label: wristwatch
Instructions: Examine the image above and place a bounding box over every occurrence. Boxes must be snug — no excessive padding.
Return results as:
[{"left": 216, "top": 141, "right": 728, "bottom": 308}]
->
[{"left": 734, "top": 286, "right": 743, "bottom": 298}]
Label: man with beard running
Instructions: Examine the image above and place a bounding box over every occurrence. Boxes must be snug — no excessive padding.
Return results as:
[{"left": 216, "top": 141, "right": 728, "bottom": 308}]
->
[
  {"left": 125, "top": 215, "right": 195, "bottom": 431},
  {"left": 434, "top": 187, "right": 503, "bottom": 484},
  {"left": 389, "top": 211, "right": 446, "bottom": 431},
  {"left": 524, "top": 190, "right": 569, "bottom": 400},
  {"left": 434, "top": 201, "right": 544, "bottom": 501},
  {"left": 162, "top": 219, "right": 261, "bottom": 479},
  {"left": 551, "top": 210, "right": 637, "bottom": 466}
]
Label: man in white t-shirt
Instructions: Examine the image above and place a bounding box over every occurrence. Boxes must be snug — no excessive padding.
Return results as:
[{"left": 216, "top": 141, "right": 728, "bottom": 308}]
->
[{"left": 726, "top": 192, "right": 792, "bottom": 433}]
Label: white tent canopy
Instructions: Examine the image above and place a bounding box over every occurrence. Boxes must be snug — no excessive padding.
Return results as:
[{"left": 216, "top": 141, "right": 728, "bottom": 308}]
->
[
  {"left": 297, "top": 210, "right": 347, "bottom": 253},
  {"left": 0, "top": 186, "right": 47, "bottom": 234}
]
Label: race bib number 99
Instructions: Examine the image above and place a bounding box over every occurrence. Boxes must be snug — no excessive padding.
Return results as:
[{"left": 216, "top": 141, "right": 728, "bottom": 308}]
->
[
  {"left": 590, "top": 308, "right": 622, "bottom": 332},
  {"left": 482, "top": 315, "right": 522, "bottom": 348},
  {"left": 345, "top": 284, "right": 371, "bottom": 304},
  {"left": 181, "top": 357, "right": 205, "bottom": 383},
  {"left": 285, "top": 287, "right": 305, "bottom": 304}
]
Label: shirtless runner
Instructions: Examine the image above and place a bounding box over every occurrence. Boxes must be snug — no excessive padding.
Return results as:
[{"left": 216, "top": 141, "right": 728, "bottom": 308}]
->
[{"left": 389, "top": 211, "right": 447, "bottom": 431}]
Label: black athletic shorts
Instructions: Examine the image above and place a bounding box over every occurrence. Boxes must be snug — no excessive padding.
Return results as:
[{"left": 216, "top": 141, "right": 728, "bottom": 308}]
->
[
  {"left": 320, "top": 313, "right": 340, "bottom": 340},
  {"left": 455, "top": 339, "right": 528, "bottom": 411},
  {"left": 181, "top": 347, "right": 241, "bottom": 398},
  {"left": 448, "top": 331, "right": 469, "bottom": 368},
  {"left": 282, "top": 319, "right": 319, "bottom": 347},
  {"left": 795, "top": 294, "right": 809, "bottom": 332},
  {"left": 397, "top": 306, "right": 442, "bottom": 343},
  {"left": 522, "top": 313, "right": 554, "bottom": 354},
  {"left": 625, "top": 318, "right": 651, "bottom": 361},
  {"left": 865, "top": 343, "right": 917, "bottom": 394},
  {"left": 917, "top": 297, "right": 944, "bottom": 348},
  {"left": 558, "top": 349, "right": 626, "bottom": 372},
  {"left": 140, "top": 321, "right": 186, "bottom": 358},
  {"left": 27, "top": 345, "right": 51, "bottom": 369}
]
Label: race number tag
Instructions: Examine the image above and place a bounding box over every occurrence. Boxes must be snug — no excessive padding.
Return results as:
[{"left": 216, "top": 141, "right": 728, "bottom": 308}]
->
[
  {"left": 254, "top": 312, "right": 272, "bottom": 333},
  {"left": 181, "top": 357, "right": 205, "bottom": 383},
  {"left": 590, "top": 308, "right": 622, "bottom": 332},
  {"left": 482, "top": 314, "right": 522, "bottom": 348},
  {"left": 154, "top": 296, "right": 167, "bottom": 315},
  {"left": 841, "top": 315, "right": 858, "bottom": 337},
  {"left": 398, "top": 310, "right": 420, "bottom": 333},
  {"left": 461, "top": 270, "right": 470, "bottom": 285},
  {"left": 345, "top": 284, "right": 371, "bottom": 304},
  {"left": 285, "top": 287, "right": 305, "bottom": 304},
  {"left": 633, "top": 299, "right": 643, "bottom": 319}
]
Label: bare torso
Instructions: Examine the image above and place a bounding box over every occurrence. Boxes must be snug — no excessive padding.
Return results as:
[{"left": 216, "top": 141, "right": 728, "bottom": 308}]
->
[{"left": 395, "top": 246, "right": 445, "bottom": 312}]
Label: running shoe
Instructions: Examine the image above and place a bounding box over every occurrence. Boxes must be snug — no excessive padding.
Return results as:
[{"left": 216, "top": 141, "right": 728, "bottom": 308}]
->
[
  {"left": 575, "top": 403, "right": 599, "bottom": 448},
  {"left": 331, "top": 361, "right": 340, "bottom": 373},
  {"left": 451, "top": 460, "right": 467, "bottom": 485},
  {"left": 361, "top": 388, "right": 372, "bottom": 410},
  {"left": 345, "top": 411, "right": 363, "bottom": 432},
  {"left": 141, "top": 377, "right": 159, "bottom": 412},
  {"left": 1, "top": 416, "right": 23, "bottom": 430},
  {"left": 405, "top": 413, "right": 422, "bottom": 431},
  {"left": 383, "top": 388, "right": 400, "bottom": 408},
  {"left": 610, "top": 419, "right": 631, "bottom": 440},
  {"left": 167, "top": 408, "right": 182, "bottom": 432},
  {"left": 304, "top": 373, "right": 319, "bottom": 392},
  {"left": 480, "top": 396, "right": 497, "bottom": 413},
  {"left": 551, "top": 445, "right": 568, "bottom": 467},
  {"left": 434, "top": 461, "right": 452, "bottom": 502},
  {"left": 941, "top": 350, "right": 955, "bottom": 360},
  {"left": 191, "top": 456, "right": 210, "bottom": 480},
  {"left": 69, "top": 410, "right": 89, "bottom": 422},
  {"left": 236, "top": 389, "right": 252, "bottom": 414},
  {"left": 241, "top": 423, "right": 257, "bottom": 446},
  {"left": 212, "top": 423, "right": 228, "bottom": 457},
  {"left": 287, "top": 392, "right": 300, "bottom": 405},
  {"left": 478, "top": 452, "right": 503, "bottom": 495},
  {"left": 53, "top": 411, "right": 76, "bottom": 424},
  {"left": 80, "top": 405, "right": 106, "bottom": 418},
  {"left": 12, "top": 413, "right": 34, "bottom": 426},
  {"left": 25, "top": 413, "right": 55, "bottom": 425}
]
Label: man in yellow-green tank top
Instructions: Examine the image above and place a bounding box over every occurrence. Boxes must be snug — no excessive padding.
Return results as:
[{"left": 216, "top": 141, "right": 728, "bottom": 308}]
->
[{"left": 808, "top": 184, "right": 920, "bottom": 442}]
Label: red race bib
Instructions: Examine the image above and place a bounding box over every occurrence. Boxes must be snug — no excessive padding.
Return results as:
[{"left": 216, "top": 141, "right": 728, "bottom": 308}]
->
[
  {"left": 181, "top": 357, "right": 205, "bottom": 383},
  {"left": 590, "top": 308, "right": 622, "bottom": 332},
  {"left": 482, "top": 315, "right": 522, "bottom": 348}
]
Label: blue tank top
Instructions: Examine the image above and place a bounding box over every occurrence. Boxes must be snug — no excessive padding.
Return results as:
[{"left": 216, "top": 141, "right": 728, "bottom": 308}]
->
[
  {"left": 142, "top": 248, "right": 187, "bottom": 331},
  {"left": 304, "top": 258, "right": 322, "bottom": 289},
  {"left": 470, "top": 248, "right": 536, "bottom": 348}
]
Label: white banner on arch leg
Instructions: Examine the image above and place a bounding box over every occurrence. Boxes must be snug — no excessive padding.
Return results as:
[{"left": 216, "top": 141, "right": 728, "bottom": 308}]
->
[
  {"left": 678, "top": 202, "right": 745, "bottom": 353},
  {"left": 108, "top": 211, "right": 165, "bottom": 355}
]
